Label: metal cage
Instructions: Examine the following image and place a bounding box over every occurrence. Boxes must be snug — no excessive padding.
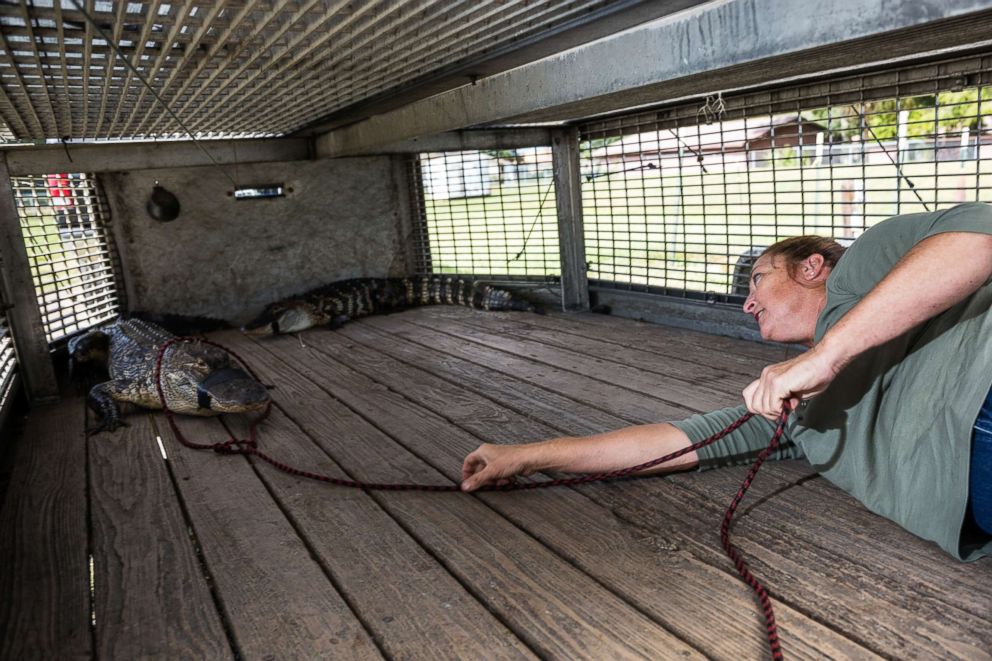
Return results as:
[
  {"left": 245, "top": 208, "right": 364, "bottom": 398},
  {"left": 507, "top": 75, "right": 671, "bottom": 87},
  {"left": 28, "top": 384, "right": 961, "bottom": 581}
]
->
[
  {"left": 0, "top": 298, "right": 16, "bottom": 418},
  {"left": 409, "top": 53, "right": 992, "bottom": 306}
]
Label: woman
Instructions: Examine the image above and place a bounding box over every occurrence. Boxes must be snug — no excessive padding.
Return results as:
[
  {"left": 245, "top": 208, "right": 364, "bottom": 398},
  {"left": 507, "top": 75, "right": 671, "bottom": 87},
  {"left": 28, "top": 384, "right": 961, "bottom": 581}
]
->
[{"left": 461, "top": 202, "right": 992, "bottom": 561}]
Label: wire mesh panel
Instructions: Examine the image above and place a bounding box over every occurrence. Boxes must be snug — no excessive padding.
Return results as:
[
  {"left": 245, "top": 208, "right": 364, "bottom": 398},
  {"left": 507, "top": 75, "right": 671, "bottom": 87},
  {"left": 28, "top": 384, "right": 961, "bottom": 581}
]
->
[
  {"left": 11, "top": 173, "right": 124, "bottom": 343},
  {"left": 0, "top": 0, "right": 626, "bottom": 142},
  {"left": 410, "top": 148, "right": 560, "bottom": 280},
  {"left": 580, "top": 53, "right": 992, "bottom": 303},
  {"left": 0, "top": 303, "right": 16, "bottom": 415}
]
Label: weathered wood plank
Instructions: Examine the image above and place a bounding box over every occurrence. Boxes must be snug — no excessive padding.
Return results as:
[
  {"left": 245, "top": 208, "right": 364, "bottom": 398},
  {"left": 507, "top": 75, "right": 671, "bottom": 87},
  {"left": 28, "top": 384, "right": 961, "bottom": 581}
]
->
[
  {"left": 0, "top": 395, "right": 90, "bottom": 659},
  {"left": 88, "top": 412, "right": 231, "bottom": 659},
  {"left": 399, "top": 305, "right": 778, "bottom": 364},
  {"left": 221, "top": 405, "right": 537, "bottom": 660},
  {"left": 593, "top": 477, "right": 992, "bottom": 660},
  {"left": 155, "top": 414, "right": 383, "bottom": 660},
  {"left": 224, "top": 330, "right": 705, "bottom": 660},
  {"left": 673, "top": 462, "right": 992, "bottom": 627},
  {"left": 403, "top": 311, "right": 737, "bottom": 412},
  {"left": 558, "top": 309, "right": 792, "bottom": 363},
  {"left": 507, "top": 308, "right": 776, "bottom": 374},
  {"left": 229, "top": 329, "right": 870, "bottom": 660},
  {"left": 418, "top": 305, "right": 763, "bottom": 384},
  {"left": 337, "top": 320, "right": 629, "bottom": 437},
  {"left": 360, "top": 314, "right": 698, "bottom": 421},
  {"left": 450, "top": 311, "right": 754, "bottom": 394}
]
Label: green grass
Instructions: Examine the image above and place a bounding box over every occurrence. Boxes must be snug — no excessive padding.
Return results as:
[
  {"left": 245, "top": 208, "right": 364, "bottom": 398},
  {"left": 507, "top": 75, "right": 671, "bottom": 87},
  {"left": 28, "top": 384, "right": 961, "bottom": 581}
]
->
[{"left": 17, "top": 206, "right": 111, "bottom": 307}]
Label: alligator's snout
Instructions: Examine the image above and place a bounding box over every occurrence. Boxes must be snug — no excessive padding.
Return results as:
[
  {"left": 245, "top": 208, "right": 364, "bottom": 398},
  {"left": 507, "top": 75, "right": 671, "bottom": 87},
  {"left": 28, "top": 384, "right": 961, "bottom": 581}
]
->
[
  {"left": 196, "top": 367, "right": 270, "bottom": 413},
  {"left": 240, "top": 317, "right": 277, "bottom": 336},
  {"left": 242, "top": 303, "right": 321, "bottom": 336}
]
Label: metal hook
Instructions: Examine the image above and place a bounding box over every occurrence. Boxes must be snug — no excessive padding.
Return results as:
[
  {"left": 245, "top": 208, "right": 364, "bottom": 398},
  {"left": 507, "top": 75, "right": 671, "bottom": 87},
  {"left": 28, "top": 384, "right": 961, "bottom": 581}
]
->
[{"left": 697, "top": 92, "right": 726, "bottom": 125}]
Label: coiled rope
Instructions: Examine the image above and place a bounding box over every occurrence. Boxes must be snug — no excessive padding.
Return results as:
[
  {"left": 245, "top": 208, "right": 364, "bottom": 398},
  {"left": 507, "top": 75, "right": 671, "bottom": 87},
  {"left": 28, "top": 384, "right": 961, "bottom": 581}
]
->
[{"left": 155, "top": 336, "right": 789, "bottom": 660}]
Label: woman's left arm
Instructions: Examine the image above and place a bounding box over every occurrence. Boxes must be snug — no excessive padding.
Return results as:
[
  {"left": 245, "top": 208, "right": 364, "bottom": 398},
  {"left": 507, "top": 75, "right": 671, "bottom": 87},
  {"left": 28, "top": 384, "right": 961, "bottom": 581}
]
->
[{"left": 745, "top": 231, "right": 992, "bottom": 418}]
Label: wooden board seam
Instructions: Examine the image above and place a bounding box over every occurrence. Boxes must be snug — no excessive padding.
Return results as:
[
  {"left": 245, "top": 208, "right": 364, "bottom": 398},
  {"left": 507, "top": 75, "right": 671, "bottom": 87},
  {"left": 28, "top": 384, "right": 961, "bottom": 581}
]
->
[{"left": 145, "top": 413, "right": 244, "bottom": 658}]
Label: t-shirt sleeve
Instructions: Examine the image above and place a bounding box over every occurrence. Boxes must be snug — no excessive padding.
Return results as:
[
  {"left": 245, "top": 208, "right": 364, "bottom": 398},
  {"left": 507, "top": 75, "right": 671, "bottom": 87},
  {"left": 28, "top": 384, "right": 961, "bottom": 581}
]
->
[
  {"left": 828, "top": 202, "right": 992, "bottom": 298},
  {"left": 921, "top": 201, "right": 992, "bottom": 239},
  {"left": 670, "top": 404, "right": 803, "bottom": 470}
]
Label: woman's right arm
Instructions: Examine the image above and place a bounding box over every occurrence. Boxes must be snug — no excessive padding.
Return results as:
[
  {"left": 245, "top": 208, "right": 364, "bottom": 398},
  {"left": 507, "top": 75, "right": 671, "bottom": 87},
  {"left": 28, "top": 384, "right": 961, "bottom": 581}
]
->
[{"left": 460, "top": 422, "right": 696, "bottom": 491}]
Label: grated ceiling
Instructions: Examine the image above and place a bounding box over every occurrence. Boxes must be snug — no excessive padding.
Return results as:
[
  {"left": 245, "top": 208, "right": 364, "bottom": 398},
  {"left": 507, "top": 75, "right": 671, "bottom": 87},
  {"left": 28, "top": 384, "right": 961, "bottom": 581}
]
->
[{"left": 0, "top": 0, "right": 640, "bottom": 143}]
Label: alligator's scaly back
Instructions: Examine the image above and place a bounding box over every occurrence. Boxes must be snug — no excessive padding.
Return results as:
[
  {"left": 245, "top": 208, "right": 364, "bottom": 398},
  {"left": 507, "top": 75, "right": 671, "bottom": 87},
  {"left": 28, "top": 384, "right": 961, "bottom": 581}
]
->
[
  {"left": 71, "top": 318, "right": 270, "bottom": 434},
  {"left": 243, "top": 275, "right": 540, "bottom": 336}
]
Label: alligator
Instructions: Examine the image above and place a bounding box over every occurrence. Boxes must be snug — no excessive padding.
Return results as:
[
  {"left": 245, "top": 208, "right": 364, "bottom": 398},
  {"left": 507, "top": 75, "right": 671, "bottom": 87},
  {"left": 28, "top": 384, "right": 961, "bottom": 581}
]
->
[
  {"left": 70, "top": 318, "right": 271, "bottom": 434},
  {"left": 242, "top": 275, "right": 541, "bottom": 336}
]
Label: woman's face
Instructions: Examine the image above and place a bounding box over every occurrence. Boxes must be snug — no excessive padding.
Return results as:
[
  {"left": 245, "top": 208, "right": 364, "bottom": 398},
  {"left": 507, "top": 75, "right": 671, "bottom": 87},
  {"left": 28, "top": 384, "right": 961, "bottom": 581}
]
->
[{"left": 743, "top": 253, "right": 828, "bottom": 345}]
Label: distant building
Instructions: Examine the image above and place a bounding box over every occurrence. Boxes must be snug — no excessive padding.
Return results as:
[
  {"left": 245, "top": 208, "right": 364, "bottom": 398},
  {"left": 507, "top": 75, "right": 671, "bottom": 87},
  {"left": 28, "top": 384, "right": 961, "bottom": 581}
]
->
[
  {"left": 587, "top": 114, "right": 843, "bottom": 173},
  {"left": 421, "top": 152, "right": 498, "bottom": 200},
  {"left": 586, "top": 113, "right": 992, "bottom": 174}
]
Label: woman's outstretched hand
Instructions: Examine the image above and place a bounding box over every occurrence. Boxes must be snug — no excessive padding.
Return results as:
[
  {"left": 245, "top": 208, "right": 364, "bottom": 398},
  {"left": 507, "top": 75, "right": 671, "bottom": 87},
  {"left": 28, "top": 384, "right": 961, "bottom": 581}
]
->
[
  {"left": 743, "top": 346, "right": 842, "bottom": 420},
  {"left": 461, "top": 443, "right": 536, "bottom": 492}
]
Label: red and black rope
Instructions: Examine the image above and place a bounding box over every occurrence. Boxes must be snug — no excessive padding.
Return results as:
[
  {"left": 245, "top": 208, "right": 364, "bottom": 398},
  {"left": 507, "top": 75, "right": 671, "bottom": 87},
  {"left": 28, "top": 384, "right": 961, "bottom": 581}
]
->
[{"left": 155, "top": 336, "right": 789, "bottom": 660}]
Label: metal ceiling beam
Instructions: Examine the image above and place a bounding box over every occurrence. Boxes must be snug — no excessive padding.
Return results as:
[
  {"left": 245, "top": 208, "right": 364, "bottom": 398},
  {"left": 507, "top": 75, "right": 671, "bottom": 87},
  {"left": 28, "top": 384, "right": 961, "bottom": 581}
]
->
[
  {"left": 317, "top": 0, "right": 992, "bottom": 157},
  {"left": 0, "top": 138, "right": 311, "bottom": 176},
  {"left": 363, "top": 128, "right": 554, "bottom": 154}
]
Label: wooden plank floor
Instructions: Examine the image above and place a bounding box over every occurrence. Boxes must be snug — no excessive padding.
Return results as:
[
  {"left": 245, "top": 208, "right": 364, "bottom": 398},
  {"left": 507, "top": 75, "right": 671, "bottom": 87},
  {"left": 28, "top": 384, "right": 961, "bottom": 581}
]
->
[{"left": 2, "top": 307, "right": 990, "bottom": 659}]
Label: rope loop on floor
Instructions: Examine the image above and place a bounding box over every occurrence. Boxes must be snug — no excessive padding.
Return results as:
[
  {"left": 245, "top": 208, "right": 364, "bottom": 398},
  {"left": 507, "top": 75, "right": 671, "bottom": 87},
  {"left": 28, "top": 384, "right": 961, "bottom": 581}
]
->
[{"left": 154, "top": 335, "right": 789, "bottom": 660}]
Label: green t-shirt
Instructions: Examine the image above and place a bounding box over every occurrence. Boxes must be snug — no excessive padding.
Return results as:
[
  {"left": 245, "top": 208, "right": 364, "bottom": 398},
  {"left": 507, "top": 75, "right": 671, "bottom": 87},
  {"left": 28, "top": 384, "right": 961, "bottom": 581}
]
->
[{"left": 673, "top": 202, "right": 992, "bottom": 561}]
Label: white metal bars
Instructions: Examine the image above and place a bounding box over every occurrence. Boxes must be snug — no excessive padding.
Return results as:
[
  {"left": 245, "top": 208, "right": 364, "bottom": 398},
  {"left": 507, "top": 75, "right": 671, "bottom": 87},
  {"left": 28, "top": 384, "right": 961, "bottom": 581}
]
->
[
  {"left": 410, "top": 148, "right": 560, "bottom": 280},
  {"left": 0, "top": 0, "right": 618, "bottom": 142},
  {"left": 11, "top": 172, "right": 123, "bottom": 342},
  {"left": 578, "top": 52, "right": 992, "bottom": 303},
  {"left": 0, "top": 294, "right": 16, "bottom": 416}
]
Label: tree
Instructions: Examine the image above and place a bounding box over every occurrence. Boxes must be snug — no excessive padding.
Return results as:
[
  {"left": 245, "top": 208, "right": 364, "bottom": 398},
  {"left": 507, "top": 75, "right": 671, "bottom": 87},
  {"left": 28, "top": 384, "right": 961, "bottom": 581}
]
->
[{"left": 804, "top": 88, "right": 992, "bottom": 142}]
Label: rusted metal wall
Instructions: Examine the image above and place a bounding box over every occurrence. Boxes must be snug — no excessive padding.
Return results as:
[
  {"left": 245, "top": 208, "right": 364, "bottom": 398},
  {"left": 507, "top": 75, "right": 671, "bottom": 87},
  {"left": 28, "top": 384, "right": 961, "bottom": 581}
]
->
[{"left": 102, "top": 156, "right": 409, "bottom": 325}]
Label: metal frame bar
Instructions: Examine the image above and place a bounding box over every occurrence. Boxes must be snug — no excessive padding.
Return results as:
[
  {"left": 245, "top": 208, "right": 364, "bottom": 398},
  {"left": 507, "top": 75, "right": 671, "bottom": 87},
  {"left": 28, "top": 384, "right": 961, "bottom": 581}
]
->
[
  {"left": 551, "top": 127, "right": 589, "bottom": 311},
  {"left": 2, "top": 137, "right": 311, "bottom": 176},
  {"left": 376, "top": 128, "right": 554, "bottom": 155},
  {"left": 0, "top": 153, "right": 58, "bottom": 403},
  {"left": 0, "top": 11, "right": 46, "bottom": 136},
  {"left": 0, "top": 248, "right": 23, "bottom": 421}
]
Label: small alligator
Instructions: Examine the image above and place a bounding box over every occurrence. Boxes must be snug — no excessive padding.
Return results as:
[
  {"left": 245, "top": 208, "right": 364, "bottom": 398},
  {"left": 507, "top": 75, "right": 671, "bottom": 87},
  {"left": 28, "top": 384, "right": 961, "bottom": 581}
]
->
[
  {"left": 243, "top": 275, "right": 540, "bottom": 336},
  {"left": 70, "top": 318, "right": 271, "bottom": 434}
]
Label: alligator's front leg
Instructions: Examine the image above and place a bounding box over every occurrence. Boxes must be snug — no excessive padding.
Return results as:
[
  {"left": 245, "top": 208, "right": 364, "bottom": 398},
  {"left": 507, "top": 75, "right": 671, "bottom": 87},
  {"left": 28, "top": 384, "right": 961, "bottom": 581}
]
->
[{"left": 86, "top": 380, "right": 133, "bottom": 434}]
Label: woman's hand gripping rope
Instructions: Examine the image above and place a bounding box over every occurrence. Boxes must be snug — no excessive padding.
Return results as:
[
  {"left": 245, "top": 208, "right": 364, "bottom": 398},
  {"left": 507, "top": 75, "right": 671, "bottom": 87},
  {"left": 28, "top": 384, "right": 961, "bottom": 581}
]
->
[{"left": 744, "top": 346, "right": 841, "bottom": 420}]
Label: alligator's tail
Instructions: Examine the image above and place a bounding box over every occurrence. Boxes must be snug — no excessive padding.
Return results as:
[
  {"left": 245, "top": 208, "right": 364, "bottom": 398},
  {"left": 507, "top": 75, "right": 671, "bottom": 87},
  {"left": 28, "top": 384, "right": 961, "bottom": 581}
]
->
[
  {"left": 507, "top": 298, "right": 544, "bottom": 314},
  {"left": 248, "top": 276, "right": 542, "bottom": 336},
  {"left": 399, "top": 275, "right": 541, "bottom": 314},
  {"left": 472, "top": 282, "right": 544, "bottom": 314}
]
